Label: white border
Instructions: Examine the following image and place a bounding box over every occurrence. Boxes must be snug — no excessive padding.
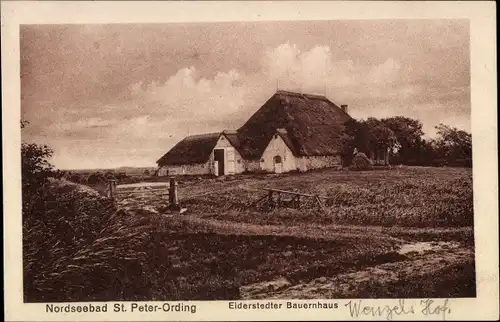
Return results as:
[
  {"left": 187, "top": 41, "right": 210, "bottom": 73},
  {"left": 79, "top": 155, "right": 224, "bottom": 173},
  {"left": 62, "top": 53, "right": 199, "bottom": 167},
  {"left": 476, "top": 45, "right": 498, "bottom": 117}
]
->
[{"left": 2, "top": 1, "right": 498, "bottom": 321}]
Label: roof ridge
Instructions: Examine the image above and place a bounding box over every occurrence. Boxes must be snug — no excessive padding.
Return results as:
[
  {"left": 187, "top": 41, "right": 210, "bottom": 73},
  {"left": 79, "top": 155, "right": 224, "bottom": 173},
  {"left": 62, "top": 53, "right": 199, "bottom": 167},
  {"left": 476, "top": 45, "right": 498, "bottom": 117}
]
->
[
  {"left": 184, "top": 132, "right": 221, "bottom": 140},
  {"left": 275, "top": 89, "right": 329, "bottom": 101},
  {"left": 303, "top": 93, "right": 327, "bottom": 100}
]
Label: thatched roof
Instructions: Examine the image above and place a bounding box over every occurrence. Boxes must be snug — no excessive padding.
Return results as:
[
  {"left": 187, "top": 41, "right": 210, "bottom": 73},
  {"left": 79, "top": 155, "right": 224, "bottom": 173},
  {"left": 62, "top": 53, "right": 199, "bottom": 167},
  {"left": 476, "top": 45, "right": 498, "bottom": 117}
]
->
[
  {"left": 275, "top": 128, "right": 298, "bottom": 155},
  {"left": 222, "top": 130, "right": 241, "bottom": 150},
  {"left": 157, "top": 90, "right": 353, "bottom": 165},
  {"left": 236, "top": 90, "right": 352, "bottom": 159},
  {"left": 157, "top": 132, "right": 221, "bottom": 166}
]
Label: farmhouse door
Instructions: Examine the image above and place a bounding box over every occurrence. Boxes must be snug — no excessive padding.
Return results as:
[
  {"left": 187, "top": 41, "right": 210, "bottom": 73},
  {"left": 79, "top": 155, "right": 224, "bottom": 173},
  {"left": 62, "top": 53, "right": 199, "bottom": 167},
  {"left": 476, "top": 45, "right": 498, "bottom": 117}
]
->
[
  {"left": 273, "top": 155, "right": 283, "bottom": 174},
  {"left": 214, "top": 149, "right": 225, "bottom": 175},
  {"left": 226, "top": 148, "right": 236, "bottom": 174}
]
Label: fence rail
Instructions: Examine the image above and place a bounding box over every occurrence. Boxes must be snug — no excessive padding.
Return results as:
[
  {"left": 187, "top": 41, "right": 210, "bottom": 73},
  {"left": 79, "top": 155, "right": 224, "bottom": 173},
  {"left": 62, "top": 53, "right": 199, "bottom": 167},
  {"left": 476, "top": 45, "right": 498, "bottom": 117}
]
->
[
  {"left": 106, "top": 177, "right": 182, "bottom": 211},
  {"left": 250, "top": 188, "right": 330, "bottom": 214}
]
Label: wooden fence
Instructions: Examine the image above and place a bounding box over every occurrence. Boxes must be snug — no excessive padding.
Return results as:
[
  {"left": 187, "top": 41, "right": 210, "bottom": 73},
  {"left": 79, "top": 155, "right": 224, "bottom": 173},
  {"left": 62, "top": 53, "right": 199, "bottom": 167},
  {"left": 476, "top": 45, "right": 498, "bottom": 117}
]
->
[
  {"left": 106, "top": 177, "right": 182, "bottom": 211},
  {"left": 252, "top": 188, "right": 330, "bottom": 214}
]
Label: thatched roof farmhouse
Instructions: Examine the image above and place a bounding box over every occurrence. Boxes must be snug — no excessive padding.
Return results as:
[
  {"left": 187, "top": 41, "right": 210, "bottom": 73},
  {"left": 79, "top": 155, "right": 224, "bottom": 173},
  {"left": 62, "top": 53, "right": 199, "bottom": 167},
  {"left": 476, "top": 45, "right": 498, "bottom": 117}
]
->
[{"left": 157, "top": 90, "right": 354, "bottom": 176}]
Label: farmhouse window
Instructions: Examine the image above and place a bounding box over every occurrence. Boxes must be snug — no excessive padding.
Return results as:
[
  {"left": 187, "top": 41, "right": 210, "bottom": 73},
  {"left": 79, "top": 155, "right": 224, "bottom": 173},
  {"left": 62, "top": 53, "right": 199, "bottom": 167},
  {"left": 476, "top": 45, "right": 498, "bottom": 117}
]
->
[{"left": 274, "top": 134, "right": 278, "bottom": 139}]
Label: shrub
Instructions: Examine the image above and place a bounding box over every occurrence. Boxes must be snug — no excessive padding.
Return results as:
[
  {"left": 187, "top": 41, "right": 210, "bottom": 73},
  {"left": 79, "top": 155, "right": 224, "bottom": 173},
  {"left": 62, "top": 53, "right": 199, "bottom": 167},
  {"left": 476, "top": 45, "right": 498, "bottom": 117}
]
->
[
  {"left": 69, "top": 172, "right": 84, "bottom": 184},
  {"left": 349, "top": 152, "right": 373, "bottom": 171},
  {"left": 23, "top": 178, "right": 244, "bottom": 301},
  {"left": 87, "top": 171, "right": 104, "bottom": 184},
  {"left": 21, "top": 142, "right": 55, "bottom": 215},
  {"left": 23, "top": 179, "right": 166, "bottom": 301},
  {"left": 115, "top": 171, "right": 128, "bottom": 180}
]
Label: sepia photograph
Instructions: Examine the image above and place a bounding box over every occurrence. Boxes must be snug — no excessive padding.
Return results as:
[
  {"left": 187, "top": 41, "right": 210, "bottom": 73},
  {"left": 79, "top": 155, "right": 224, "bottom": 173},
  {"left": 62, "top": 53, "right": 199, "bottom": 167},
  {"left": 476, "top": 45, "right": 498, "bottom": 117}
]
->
[
  {"left": 2, "top": 1, "right": 498, "bottom": 321},
  {"left": 20, "top": 19, "right": 476, "bottom": 302}
]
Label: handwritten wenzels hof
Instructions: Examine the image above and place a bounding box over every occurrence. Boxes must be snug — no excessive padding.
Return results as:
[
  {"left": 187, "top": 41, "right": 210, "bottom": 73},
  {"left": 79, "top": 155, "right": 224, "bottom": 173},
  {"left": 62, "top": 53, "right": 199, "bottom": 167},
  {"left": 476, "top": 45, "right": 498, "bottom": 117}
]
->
[
  {"left": 2, "top": 1, "right": 498, "bottom": 322},
  {"left": 345, "top": 299, "right": 452, "bottom": 320}
]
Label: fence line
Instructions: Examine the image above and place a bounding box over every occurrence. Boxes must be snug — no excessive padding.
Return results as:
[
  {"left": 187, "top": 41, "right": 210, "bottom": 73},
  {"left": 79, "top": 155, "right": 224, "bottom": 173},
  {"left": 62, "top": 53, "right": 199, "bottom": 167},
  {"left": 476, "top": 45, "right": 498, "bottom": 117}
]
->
[
  {"left": 106, "top": 177, "right": 181, "bottom": 211},
  {"left": 250, "top": 188, "right": 330, "bottom": 214}
]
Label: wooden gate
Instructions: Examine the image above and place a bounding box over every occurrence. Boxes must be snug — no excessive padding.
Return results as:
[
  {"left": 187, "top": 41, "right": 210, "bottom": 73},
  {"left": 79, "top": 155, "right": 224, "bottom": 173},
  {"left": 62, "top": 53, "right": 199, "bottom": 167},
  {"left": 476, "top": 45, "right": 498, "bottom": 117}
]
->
[
  {"left": 251, "top": 188, "right": 330, "bottom": 214},
  {"left": 115, "top": 182, "right": 169, "bottom": 201},
  {"left": 106, "top": 178, "right": 181, "bottom": 211}
]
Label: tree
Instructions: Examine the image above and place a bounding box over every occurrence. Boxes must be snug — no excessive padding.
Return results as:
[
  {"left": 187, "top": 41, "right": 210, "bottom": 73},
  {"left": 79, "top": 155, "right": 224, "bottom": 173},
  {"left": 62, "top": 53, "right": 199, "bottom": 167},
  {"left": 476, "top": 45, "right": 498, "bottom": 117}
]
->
[
  {"left": 341, "top": 118, "right": 398, "bottom": 166},
  {"left": 342, "top": 119, "right": 372, "bottom": 152},
  {"left": 21, "top": 121, "right": 56, "bottom": 214},
  {"left": 370, "top": 124, "right": 397, "bottom": 151},
  {"left": 21, "top": 142, "right": 54, "bottom": 187},
  {"left": 342, "top": 116, "right": 471, "bottom": 167},
  {"left": 415, "top": 138, "right": 438, "bottom": 165},
  {"left": 341, "top": 119, "right": 370, "bottom": 166},
  {"left": 434, "top": 124, "right": 472, "bottom": 164},
  {"left": 380, "top": 116, "right": 425, "bottom": 163}
]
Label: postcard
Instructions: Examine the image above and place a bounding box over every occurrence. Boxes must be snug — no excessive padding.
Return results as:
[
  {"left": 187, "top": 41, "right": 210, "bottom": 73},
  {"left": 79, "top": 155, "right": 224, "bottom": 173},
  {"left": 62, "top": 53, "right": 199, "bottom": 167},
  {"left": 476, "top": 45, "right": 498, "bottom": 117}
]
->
[{"left": 2, "top": 1, "right": 498, "bottom": 321}]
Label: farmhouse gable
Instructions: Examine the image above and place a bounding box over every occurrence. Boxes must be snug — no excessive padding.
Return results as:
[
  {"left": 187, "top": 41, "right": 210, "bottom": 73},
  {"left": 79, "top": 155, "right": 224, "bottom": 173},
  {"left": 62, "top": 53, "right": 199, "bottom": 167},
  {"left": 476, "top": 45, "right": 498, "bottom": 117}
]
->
[
  {"left": 236, "top": 90, "right": 352, "bottom": 160},
  {"left": 260, "top": 128, "right": 298, "bottom": 173},
  {"left": 157, "top": 90, "right": 353, "bottom": 175}
]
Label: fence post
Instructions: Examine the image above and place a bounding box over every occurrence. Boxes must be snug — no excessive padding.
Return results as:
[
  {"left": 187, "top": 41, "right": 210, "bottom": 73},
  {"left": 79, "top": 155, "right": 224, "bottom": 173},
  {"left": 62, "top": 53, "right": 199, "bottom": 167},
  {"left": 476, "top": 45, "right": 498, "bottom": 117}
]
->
[
  {"left": 108, "top": 179, "right": 117, "bottom": 199},
  {"left": 169, "top": 177, "right": 180, "bottom": 210},
  {"left": 267, "top": 190, "right": 273, "bottom": 210}
]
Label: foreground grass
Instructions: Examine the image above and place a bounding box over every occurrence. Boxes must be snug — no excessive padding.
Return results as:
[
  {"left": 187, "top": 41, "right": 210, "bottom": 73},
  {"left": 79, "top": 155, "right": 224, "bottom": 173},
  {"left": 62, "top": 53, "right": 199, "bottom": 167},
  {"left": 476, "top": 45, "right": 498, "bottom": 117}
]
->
[
  {"left": 183, "top": 166, "right": 473, "bottom": 228},
  {"left": 242, "top": 258, "right": 476, "bottom": 299},
  {"left": 23, "top": 167, "right": 475, "bottom": 301},
  {"left": 25, "top": 179, "right": 403, "bottom": 302}
]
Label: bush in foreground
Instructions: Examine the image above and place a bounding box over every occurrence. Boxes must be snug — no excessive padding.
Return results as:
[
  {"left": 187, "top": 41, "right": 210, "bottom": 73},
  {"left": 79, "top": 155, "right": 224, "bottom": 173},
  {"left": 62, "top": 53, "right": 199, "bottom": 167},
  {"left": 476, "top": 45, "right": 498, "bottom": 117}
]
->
[
  {"left": 23, "top": 179, "right": 157, "bottom": 301},
  {"left": 23, "top": 179, "right": 243, "bottom": 301}
]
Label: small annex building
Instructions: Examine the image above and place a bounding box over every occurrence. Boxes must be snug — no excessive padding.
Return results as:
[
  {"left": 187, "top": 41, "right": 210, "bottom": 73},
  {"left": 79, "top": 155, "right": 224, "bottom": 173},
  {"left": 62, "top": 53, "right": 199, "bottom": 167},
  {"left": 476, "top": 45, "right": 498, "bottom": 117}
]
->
[
  {"left": 156, "top": 130, "right": 245, "bottom": 176},
  {"left": 157, "top": 90, "right": 354, "bottom": 176}
]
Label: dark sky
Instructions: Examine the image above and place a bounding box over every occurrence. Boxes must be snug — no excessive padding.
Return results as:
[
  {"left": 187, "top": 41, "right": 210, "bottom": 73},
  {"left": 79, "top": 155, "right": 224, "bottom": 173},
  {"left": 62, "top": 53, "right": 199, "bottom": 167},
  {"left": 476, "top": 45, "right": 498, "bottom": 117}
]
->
[{"left": 20, "top": 20, "right": 470, "bottom": 169}]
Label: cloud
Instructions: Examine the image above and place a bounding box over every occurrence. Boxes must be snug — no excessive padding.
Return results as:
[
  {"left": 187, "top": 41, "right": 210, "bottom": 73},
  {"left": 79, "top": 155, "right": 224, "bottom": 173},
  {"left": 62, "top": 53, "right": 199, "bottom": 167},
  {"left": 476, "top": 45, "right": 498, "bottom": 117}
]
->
[
  {"left": 127, "top": 43, "right": 405, "bottom": 133},
  {"left": 367, "top": 57, "right": 401, "bottom": 84},
  {"left": 132, "top": 66, "right": 247, "bottom": 121},
  {"left": 262, "top": 43, "right": 353, "bottom": 91},
  {"left": 22, "top": 34, "right": 469, "bottom": 169},
  {"left": 261, "top": 42, "right": 402, "bottom": 92}
]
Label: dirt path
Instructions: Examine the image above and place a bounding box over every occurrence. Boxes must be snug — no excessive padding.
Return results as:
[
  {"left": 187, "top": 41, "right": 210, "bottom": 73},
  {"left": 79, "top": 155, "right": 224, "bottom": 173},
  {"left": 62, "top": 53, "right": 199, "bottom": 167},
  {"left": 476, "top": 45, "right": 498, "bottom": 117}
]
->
[
  {"left": 240, "top": 241, "right": 474, "bottom": 299},
  {"left": 172, "top": 214, "right": 406, "bottom": 244},
  {"left": 172, "top": 213, "right": 473, "bottom": 244}
]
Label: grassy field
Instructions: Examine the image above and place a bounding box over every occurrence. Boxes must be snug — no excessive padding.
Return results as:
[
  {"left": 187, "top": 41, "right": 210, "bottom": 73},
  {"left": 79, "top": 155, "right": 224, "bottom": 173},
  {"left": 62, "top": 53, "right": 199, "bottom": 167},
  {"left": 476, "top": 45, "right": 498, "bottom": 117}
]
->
[
  {"left": 182, "top": 166, "right": 473, "bottom": 229},
  {"left": 23, "top": 166, "right": 475, "bottom": 302}
]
